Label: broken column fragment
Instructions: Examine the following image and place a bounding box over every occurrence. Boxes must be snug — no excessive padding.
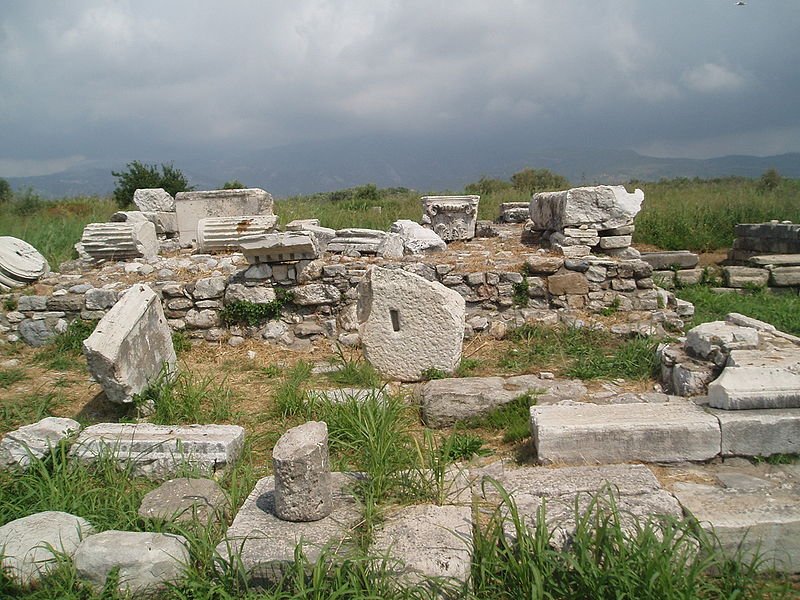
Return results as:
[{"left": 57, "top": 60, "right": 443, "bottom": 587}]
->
[
  {"left": 75, "top": 221, "right": 159, "bottom": 262},
  {"left": 421, "top": 195, "right": 480, "bottom": 241},
  {"left": 83, "top": 284, "right": 176, "bottom": 404},
  {"left": 175, "top": 188, "right": 275, "bottom": 245},
  {"left": 272, "top": 421, "right": 332, "bottom": 522},
  {"left": 0, "top": 236, "right": 50, "bottom": 291},
  {"left": 196, "top": 216, "right": 279, "bottom": 253},
  {"left": 358, "top": 266, "right": 465, "bottom": 381}
]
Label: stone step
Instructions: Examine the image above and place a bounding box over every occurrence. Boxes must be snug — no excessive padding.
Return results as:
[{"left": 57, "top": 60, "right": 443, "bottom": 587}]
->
[
  {"left": 530, "top": 401, "right": 720, "bottom": 464},
  {"left": 710, "top": 408, "right": 800, "bottom": 457},
  {"left": 68, "top": 423, "right": 245, "bottom": 479}
]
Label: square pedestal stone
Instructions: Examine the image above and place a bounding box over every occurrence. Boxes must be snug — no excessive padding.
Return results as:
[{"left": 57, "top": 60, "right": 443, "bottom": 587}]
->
[
  {"left": 370, "top": 504, "right": 473, "bottom": 591},
  {"left": 529, "top": 185, "right": 643, "bottom": 231},
  {"left": 175, "top": 188, "right": 274, "bottom": 245},
  {"left": 531, "top": 402, "right": 720, "bottom": 464},
  {"left": 673, "top": 481, "right": 800, "bottom": 573},
  {"left": 83, "top": 284, "right": 177, "bottom": 404},
  {"left": 475, "top": 463, "right": 682, "bottom": 550},
  {"left": 69, "top": 423, "right": 244, "bottom": 479},
  {"left": 215, "top": 473, "right": 362, "bottom": 587},
  {"left": 710, "top": 408, "right": 800, "bottom": 457},
  {"left": 83, "top": 284, "right": 176, "bottom": 404}
]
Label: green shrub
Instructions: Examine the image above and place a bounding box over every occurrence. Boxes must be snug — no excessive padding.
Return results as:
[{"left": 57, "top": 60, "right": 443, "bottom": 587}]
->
[
  {"left": 510, "top": 168, "right": 570, "bottom": 194},
  {"left": 111, "top": 161, "right": 193, "bottom": 208},
  {"left": 10, "top": 188, "right": 45, "bottom": 215},
  {"left": 421, "top": 366, "right": 448, "bottom": 380},
  {"left": 465, "top": 176, "right": 513, "bottom": 196},
  {"left": 219, "top": 290, "right": 292, "bottom": 327},
  {"left": 327, "top": 345, "right": 382, "bottom": 388},
  {"left": 0, "top": 177, "right": 12, "bottom": 204},
  {"left": 221, "top": 179, "right": 245, "bottom": 189}
]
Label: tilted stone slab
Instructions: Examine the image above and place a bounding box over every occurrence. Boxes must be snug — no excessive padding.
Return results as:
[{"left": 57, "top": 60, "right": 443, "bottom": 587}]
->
[
  {"left": 640, "top": 251, "right": 699, "bottom": 270},
  {"left": 83, "top": 284, "right": 176, "bottom": 404},
  {"left": 370, "top": 504, "right": 473, "bottom": 591},
  {"left": 69, "top": 423, "right": 245, "bottom": 479},
  {"left": 710, "top": 408, "right": 800, "bottom": 457},
  {"left": 215, "top": 473, "right": 362, "bottom": 587},
  {"left": 421, "top": 195, "right": 480, "bottom": 241},
  {"left": 175, "top": 188, "right": 274, "bottom": 245},
  {"left": 707, "top": 366, "right": 800, "bottom": 410},
  {"left": 673, "top": 481, "right": 800, "bottom": 573},
  {"left": 531, "top": 401, "right": 721, "bottom": 464},
  {"left": 358, "top": 266, "right": 465, "bottom": 382},
  {"left": 326, "top": 228, "right": 387, "bottom": 254},
  {"left": 529, "top": 185, "right": 643, "bottom": 231},
  {"left": 138, "top": 478, "right": 230, "bottom": 524},
  {"left": 240, "top": 232, "right": 319, "bottom": 264},
  {"left": 0, "top": 511, "right": 96, "bottom": 586},
  {"left": 419, "top": 375, "right": 587, "bottom": 428},
  {"left": 196, "top": 216, "right": 279, "bottom": 253},
  {"left": 0, "top": 417, "right": 81, "bottom": 471},
  {"left": 475, "top": 463, "right": 681, "bottom": 549}
]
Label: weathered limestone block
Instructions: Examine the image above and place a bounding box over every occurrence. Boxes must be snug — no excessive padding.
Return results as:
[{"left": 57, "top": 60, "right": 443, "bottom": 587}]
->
[
  {"left": 292, "top": 283, "right": 341, "bottom": 306},
  {"left": 531, "top": 401, "right": 721, "bottom": 464},
  {"left": 111, "top": 210, "right": 177, "bottom": 235},
  {"left": 708, "top": 366, "right": 800, "bottom": 410},
  {"left": 685, "top": 321, "right": 759, "bottom": 361},
  {"left": 673, "top": 481, "right": 800, "bottom": 573},
  {"left": 69, "top": 423, "right": 245, "bottom": 478},
  {"left": 0, "top": 236, "right": 50, "bottom": 291},
  {"left": 599, "top": 235, "right": 632, "bottom": 249},
  {"left": 0, "top": 511, "right": 95, "bottom": 586},
  {"left": 84, "top": 288, "right": 118, "bottom": 310},
  {"left": 215, "top": 473, "right": 362, "bottom": 587},
  {"left": 285, "top": 221, "right": 336, "bottom": 252},
  {"left": 529, "top": 185, "right": 643, "bottom": 231},
  {"left": 420, "top": 375, "right": 587, "bottom": 428},
  {"left": 723, "top": 266, "right": 769, "bottom": 288},
  {"left": 524, "top": 255, "right": 564, "bottom": 274},
  {"left": 83, "top": 284, "right": 176, "bottom": 404},
  {"left": 358, "top": 267, "right": 465, "bottom": 381},
  {"left": 224, "top": 283, "right": 276, "bottom": 305},
  {"left": 286, "top": 218, "right": 320, "bottom": 230},
  {"left": 134, "top": 188, "right": 176, "bottom": 212},
  {"left": 640, "top": 251, "right": 699, "bottom": 270},
  {"left": 240, "top": 232, "right": 320, "bottom": 265},
  {"left": 499, "top": 202, "right": 530, "bottom": 223},
  {"left": 75, "top": 221, "right": 158, "bottom": 262},
  {"left": 548, "top": 271, "right": 589, "bottom": 295},
  {"left": 748, "top": 254, "right": 800, "bottom": 267},
  {"left": 0, "top": 417, "right": 81, "bottom": 470},
  {"left": 370, "top": 504, "right": 473, "bottom": 589},
  {"left": 17, "top": 318, "right": 55, "bottom": 347},
  {"left": 477, "top": 464, "right": 682, "bottom": 550},
  {"left": 196, "top": 216, "right": 279, "bottom": 253},
  {"left": 421, "top": 195, "right": 480, "bottom": 241},
  {"left": 74, "top": 531, "right": 189, "bottom": 595},
  {"left": 175, "top": 188, "right": 274, "bottom": 245},
  {"left": 390, "top": 219, "right": 447, "bottom": 254},
  {"left": 273, "top": 421, "right": 331, "bottom": 522},
  {"left": 326, "top": 228, "right": 387, "bottom": 255},
  {"left": 711, "top": 408, "right": 800, "bottom": 456},
  {"left": 771, "top": 266, "right": 800, "bottom": 287},
  {"left": 192, "top": 276, "right": 227, "bottom": 300},
  {"left": 138, "top": 478, "right": 230, "bottom": 524}
]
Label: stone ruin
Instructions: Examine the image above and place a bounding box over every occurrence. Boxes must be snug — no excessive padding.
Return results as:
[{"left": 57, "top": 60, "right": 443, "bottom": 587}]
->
[
  {"left": 421, "top": 195, "right": 480, "bottom": 241},
  {"left": 0, "top": 236, "right": 50, "bottom": 292}
]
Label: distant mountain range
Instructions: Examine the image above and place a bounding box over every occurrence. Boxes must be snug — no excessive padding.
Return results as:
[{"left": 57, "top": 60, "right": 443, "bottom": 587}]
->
[{"left": 5, "top": 134, "right": 799, "bottom": 199}]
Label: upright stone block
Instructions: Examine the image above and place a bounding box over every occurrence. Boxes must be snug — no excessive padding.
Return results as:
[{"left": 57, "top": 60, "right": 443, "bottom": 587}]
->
[
  {"left": 175, "top": 188, "right": 274, "bottom": 245},
  {"left": 272, "top": 421, "right": 332, "bottom": 522},
  {"left": 196, "top": 216, "right": 279, "bottom": 253},
  {"left": 529, "top": 185, "right": 643, "bottom": 231},
  {"left": 421, "top": 195, "right": 480, "bottom": 241},
  {"left": 75, "top": 221, "right": 158, "bottom": 262},
  {"left": 531, "top": 401, "right": 721, "bottom": 464},
  {"left": 358, "top": 267, "right": 465, "bottom": 381},
  {"left": 69, "top": 423, "right": 245, "bottom": 479},
  {"left": 83, "top": 284, "right": 176, "bottom": 404}
]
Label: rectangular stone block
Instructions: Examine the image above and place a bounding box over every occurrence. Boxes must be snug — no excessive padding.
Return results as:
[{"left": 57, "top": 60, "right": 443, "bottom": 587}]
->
[
  {"left": 707, "top": 366, "right": 800, "bottom": 410},
  {"left": 748, "top": 254, "right": 800, "bottom": 267},
  {"left": 531, "top": 401, "right": 720, "bottom": 464},
  {"left": 175, "top": 188, "right": 274, "bottom": 245},
  {"left": 640, "top": 251, "right": 699, "bottom": 270},
  {"left": 771, "top": 266, "right": 800, "bottom": 287},
  {"left": 530, "top": 185, "right": 642, "bottom": 231},
  {"left": 83, "top": 284, "right": 176, "bottom": 404},
  {"left": 599, "top": 235, "right": 632, "bottom": 249},
  {"left": 216, "top": 473, "right": 361, "bottom": 587},
  {"left": 723, "top": 266, "right": 769, "bottom": 288},
  {"left": 710, "top": 408, "right": 800, "bottom": 457},
  {"left": 69, "top": 423, "right": 244, "bottom": 479}
]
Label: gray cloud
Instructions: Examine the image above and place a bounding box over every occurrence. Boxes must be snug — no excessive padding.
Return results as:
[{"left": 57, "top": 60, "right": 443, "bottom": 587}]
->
[{"left": 1, "top": 0, "right": 798, "bottom": 176}]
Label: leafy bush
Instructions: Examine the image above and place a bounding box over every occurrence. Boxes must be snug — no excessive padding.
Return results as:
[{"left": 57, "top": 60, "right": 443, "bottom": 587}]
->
[
  {"left": 111, "top": 161, "right": 193, "bottom": 208},
  {"left": 465, "top": 176, "right": 513, "bottom": 196},
  {"left": 757, "top": 168, "right": 781, "bottom": 193},
  {"left": 0, "top": 177, "right": 11, "bottom": 204},
  {"left": 222, "top": 179, "right": 245, "bottom": 189}
]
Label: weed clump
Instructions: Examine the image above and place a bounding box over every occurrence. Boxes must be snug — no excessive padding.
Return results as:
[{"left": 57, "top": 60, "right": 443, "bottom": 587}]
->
[
  {"left": 219, "top": 290, "right": 293, "bottom": 327},
  {"left": 34, "top": 319, "right": 97, "bottom": 371}
]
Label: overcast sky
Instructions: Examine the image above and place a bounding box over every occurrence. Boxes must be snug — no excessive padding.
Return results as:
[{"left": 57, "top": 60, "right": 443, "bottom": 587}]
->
[{"left": 1, "top": 1, "right": 799, "bottom": 177}]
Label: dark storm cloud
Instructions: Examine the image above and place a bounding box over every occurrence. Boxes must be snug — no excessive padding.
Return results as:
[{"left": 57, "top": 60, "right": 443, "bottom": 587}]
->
[{"left": 1, "top": 0, "right": 798, "bottom": 175}]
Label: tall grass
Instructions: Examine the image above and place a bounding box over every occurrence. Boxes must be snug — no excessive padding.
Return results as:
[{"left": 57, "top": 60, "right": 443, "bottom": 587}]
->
[{"left": 0, "top": 196, "right": 117, "bottom": 268}]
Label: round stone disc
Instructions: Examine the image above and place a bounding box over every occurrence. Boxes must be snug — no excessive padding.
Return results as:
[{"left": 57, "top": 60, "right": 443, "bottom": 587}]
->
[{"left": 0, "top": 236, "right": 50, "bottom": 282}]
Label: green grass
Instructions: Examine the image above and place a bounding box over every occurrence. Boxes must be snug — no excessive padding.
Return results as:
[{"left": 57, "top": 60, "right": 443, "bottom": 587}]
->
[
  {"left": 0, "top": 391, "right": 62, "bottom": 436},
  {"left": 500, "top": 324, "right": 662, "bottom": 381},
  {"left": 461, "top": 391, "right": 539, "bottom": 443},
  {"left": 0, "top": 367, "right": 27, "bottom": 388},
  {"left": 676, "top": 284, "right": 800, "bottom": 335},
  {"left": 274, "top": 361, "right": 314, "bottom": 417},
  {"left": 326, "top": 346, "right": 382, "bottom": 388},
  {"left": 0, "top": 196, "right": 117, "bottom": 268},
  {"left": 34, "top": 318, "right": 97, "bottom": 371},
  {"left": 136, "top": 366, "right": 235, "bottom": 425}
]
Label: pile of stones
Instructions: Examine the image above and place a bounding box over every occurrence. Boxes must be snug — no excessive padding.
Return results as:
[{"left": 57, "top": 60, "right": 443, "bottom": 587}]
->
[{"left": 527, "top": 185, "right": 644, "bottom": 259}]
